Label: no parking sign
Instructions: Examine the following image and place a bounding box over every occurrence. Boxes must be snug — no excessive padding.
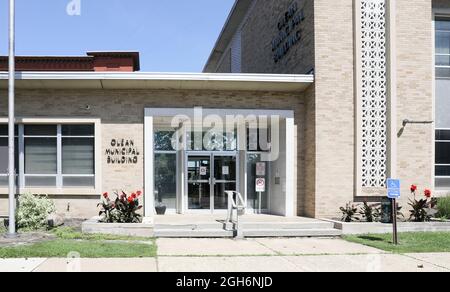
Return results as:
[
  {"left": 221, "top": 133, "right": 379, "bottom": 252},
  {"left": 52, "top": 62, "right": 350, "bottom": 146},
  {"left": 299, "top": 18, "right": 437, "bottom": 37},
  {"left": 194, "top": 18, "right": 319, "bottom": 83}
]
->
[{"left": 256, "top": 178, "right": 266, "bottom": 193}]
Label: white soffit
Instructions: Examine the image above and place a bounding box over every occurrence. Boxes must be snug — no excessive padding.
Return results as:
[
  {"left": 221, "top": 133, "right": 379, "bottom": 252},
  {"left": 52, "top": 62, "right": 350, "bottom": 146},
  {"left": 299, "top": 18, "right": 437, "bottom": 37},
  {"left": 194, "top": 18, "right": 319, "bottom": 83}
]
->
[{"left": 0, "top": 72, "right": 313, "bottom": 92}]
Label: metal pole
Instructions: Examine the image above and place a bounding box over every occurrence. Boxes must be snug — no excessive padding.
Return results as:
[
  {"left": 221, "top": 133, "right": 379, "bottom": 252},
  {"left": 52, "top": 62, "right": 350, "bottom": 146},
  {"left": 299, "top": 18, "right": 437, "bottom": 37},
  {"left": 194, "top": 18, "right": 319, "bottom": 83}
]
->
[
  {"left": 392, "top": 198, "right": 398, "bottom": 245},
  {"left": 8, "top": 0, "right": 16, "bottom": 235}
]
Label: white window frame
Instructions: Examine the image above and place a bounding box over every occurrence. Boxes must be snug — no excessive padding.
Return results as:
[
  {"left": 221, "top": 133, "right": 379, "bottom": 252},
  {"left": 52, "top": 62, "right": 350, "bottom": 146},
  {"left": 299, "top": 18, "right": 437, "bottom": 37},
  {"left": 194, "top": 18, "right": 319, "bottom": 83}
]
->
[{"left": 0, "top": 117, "right": 102, "bottom": 195}]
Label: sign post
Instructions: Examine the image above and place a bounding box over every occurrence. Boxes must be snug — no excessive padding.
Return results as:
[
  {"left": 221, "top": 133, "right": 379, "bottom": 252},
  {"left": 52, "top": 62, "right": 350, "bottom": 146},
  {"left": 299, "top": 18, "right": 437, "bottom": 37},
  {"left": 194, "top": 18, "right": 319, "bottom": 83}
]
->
[
  {"left": 387, "top": 179, "right": 401, "bottom": 245},
  {"left": 7, "top": 0, "right": 16, "bottom": 237},
  {"left": 255, "top": 178, "right": 266, "bottom": 214}
]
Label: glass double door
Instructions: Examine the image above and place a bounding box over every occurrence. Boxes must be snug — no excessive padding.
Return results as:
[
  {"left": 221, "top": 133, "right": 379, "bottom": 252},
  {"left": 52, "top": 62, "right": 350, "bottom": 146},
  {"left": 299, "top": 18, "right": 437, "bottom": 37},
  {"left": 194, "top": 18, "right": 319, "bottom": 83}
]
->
[{"left": 187, "top": 153, "right": 237, "bottom": 212}]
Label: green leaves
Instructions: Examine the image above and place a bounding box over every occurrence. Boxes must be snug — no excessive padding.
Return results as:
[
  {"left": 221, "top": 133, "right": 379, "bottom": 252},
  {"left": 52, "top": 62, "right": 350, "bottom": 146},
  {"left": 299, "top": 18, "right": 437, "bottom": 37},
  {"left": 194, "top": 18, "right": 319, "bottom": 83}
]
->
[
  {"left": 408, "top": 198, "right": 436, "bottom": 222},
  {"left": 359, "top": 202, "right": 381, "bottom": 223},
  {"left": 16, "top": 193, "right": 56, "bottom": 231},
  {"left": 340, "top": 202, "right": 360, "bottom": 222},
  {"left": 98, "top": 190, "right": 143, "bottom": 223}
]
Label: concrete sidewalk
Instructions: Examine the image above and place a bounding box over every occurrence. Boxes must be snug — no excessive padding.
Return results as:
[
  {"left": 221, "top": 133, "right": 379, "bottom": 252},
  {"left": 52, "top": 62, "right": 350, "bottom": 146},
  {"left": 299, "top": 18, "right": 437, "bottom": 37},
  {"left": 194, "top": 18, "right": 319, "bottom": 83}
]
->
[{"left": 0, "top": 238, "right": 449, "bottom": 272}]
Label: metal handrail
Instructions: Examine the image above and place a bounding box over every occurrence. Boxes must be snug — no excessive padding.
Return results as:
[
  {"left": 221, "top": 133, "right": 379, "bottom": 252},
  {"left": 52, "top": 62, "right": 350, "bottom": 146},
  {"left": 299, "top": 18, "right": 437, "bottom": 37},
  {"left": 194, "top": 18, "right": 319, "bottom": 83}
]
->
[{"left": 225, "top": 191, "right": 246, "bottom": 238}]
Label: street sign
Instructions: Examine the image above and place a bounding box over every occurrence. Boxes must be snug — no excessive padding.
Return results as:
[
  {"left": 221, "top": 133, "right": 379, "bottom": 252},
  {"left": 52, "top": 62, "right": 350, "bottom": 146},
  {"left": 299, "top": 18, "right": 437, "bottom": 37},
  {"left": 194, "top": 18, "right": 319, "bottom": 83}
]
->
[
  {"left": 256, "top": 178, "right": 266, "bottom": 193},
  {"left": 386, "top": 178, "right": 400, "bottom": 245},
  {"left": 256, "top": 162, "right": 266, "bottom": 176},
  {"left": 387, "top": 178, "right": 401, "bottom": 199}
]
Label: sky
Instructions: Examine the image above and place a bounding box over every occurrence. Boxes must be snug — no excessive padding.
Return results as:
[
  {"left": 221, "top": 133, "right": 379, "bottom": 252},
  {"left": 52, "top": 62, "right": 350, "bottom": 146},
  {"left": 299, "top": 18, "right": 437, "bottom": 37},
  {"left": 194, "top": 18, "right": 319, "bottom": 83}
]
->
[{"left": 0, "top": 0, "right": 235, "bottom": 72}]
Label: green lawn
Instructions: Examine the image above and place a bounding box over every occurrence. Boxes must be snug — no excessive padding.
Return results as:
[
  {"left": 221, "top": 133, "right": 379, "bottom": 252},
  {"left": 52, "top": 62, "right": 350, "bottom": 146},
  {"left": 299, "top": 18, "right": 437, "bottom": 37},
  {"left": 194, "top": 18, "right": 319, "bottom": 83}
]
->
[
  {"left": 344, "top": 232, "right": 450, "bottom": 253},
  {"left": 0, "top": 227, "right": 156, "bottom": 258}
]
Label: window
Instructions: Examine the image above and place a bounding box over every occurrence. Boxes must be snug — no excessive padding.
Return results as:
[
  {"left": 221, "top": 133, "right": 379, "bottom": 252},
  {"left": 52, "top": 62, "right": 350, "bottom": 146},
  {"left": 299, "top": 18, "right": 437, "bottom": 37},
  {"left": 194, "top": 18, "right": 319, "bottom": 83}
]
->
[
  {"left": 435, "top": 17, "right": 450, "bottom": 189},
  {"left": 186, "top": 128, "right": 237, "bottom": 151},
  {"left": 0, "top": 125, "right": 18, "bottom": 187},
  {"left": 436, "top": 130, "right": 450, "bottom": 189},
  {"left": 0, "top": 123, "right": 95, "bottom": 189},
  {"left": 24, "top": 125, "right": 57, "bottom": 187},
  {"left": 247, "top": 127, "right": 271, "bottom": 152},
  {"left": 436, "top": 18, "right": 450, "bottom": 77},
  {"left": 62, "top": 125, "right": 95, "bottom": 187},
  {"left": 154, "top": 125, "right": 177, "bottom": 209}
]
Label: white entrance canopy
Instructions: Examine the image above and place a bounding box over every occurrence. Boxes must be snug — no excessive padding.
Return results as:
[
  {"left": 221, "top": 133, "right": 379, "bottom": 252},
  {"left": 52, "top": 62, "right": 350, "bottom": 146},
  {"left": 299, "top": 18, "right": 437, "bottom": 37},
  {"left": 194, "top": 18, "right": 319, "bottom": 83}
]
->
[{"left": 0, "top": 72, "right": 313, "bottom": 92}]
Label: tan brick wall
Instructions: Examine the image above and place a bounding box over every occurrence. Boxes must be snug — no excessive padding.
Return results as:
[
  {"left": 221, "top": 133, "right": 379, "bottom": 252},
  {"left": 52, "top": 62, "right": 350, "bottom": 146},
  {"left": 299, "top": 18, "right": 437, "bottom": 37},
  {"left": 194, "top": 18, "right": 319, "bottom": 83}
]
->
[
  {"left": 302, "top": 84, "right": 316, "bottom": 217},
  {"left": 223, "top": 0, "right": 437, "bottom": 219},
  {"left": 312, "top": 0, "right": 355, "bottom": 218},
  {"left": 394, "top": 0, "right": 434, "bottom": 210},
  {"left": 0, "top": 89, "right": 305, "bottom": 218},
  {"left": 241, "top": 0, "right": 314, "bottom": 74}
]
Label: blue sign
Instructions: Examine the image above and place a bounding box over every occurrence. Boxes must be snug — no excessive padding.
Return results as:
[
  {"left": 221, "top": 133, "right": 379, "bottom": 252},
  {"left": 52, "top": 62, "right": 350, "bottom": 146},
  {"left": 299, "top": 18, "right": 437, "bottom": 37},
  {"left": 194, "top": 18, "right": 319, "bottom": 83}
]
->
[{"left": 387, "top": 179, "right": 401, "bottom": 199}]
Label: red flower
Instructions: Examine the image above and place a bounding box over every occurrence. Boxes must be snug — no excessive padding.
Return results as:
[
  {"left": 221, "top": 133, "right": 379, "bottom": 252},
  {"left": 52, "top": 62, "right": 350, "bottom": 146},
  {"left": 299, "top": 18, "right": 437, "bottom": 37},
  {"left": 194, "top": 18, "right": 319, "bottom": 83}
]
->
[
  {"left": 410, "top": 185, "right": 417, "bottom": 193},
  {"left": 136, "top": 191, "right": 142, "bottom": 197},
  {"left": 131, "top": 193, "right": 137, "bottom": 199},
  {"left": 127, "top": 196, "right": 134, "bottom": 203},
  {"left": 424, "top": 189, "right": 432, "bottom": 198}
]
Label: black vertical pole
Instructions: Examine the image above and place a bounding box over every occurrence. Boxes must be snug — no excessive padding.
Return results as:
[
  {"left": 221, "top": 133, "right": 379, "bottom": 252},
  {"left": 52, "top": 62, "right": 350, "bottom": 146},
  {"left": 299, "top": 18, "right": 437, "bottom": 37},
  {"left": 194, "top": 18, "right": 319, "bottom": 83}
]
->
[{"left": 392, "top": 198, "right": 398, "bottom": 245}]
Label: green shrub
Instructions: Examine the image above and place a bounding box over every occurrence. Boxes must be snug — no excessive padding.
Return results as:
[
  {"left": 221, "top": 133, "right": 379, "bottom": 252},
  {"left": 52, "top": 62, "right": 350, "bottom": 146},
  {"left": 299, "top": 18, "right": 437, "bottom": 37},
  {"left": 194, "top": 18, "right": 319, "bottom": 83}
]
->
[
  {"left": 16, "top": 193, "right": 55, "bottom": 231},
  {"left": 437, "top": 197, "right": 450, "bottom": 219},
  {"left": 339, "top": 202, "right": 360, "bottom": 222}
]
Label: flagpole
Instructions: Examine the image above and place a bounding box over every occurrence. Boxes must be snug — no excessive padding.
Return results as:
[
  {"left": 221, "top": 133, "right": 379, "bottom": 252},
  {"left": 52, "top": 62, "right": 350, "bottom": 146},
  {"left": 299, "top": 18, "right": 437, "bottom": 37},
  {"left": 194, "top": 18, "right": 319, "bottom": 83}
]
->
[{"left": 8, "top": 0, "right": 16, "bottom": 236}]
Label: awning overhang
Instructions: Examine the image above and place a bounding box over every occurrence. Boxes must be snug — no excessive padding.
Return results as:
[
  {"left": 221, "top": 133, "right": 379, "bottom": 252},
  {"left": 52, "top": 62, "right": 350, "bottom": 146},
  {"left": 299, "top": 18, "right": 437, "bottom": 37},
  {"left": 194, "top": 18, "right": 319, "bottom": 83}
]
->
[{"left": 0, "top": 72, "right": 313, "bottom": 92}]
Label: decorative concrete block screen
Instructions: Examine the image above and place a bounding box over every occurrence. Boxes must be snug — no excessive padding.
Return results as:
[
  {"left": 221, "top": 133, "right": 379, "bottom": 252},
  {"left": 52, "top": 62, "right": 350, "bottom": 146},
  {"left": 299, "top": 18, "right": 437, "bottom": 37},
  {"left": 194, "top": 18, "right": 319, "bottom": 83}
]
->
[{"left": 360, "top": 0, "right": 388, "bottom": 188}]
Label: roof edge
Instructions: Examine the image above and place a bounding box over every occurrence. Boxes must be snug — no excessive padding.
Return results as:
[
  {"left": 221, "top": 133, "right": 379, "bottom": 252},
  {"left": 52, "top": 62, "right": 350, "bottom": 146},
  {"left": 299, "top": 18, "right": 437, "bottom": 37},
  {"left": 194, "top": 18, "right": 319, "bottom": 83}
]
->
[{"left": 203, "top": 0, "right": 253, "bottom": 73}]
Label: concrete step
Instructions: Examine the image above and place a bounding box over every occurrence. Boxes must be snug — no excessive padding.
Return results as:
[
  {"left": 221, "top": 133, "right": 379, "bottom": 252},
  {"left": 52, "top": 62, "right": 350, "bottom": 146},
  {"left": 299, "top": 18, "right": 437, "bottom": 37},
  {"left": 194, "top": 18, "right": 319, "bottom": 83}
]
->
[
  {"left": 155, "top": 221, "right": 334, "bottom": 231},
  {"left": 243, "top": 228, "right": 342, "bottom": 238},
  {"left": 240, "top": 221, "right": 335, "bottom": 230},
  {"left": 154, "top": 229, "right": 234, "bottom": 238},
  {"left": 155, "top": 222, "right": 225, "bottom": 230}
]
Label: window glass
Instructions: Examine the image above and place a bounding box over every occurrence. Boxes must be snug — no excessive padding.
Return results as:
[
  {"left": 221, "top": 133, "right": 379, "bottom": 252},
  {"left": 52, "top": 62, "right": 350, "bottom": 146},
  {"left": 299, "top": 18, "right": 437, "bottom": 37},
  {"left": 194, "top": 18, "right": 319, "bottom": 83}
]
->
[
  {"left": 436, "top": 80, "right": 450, "bottom": 129},
  {"left": 0, "top": 137, "right": 8, "bottom": 174},
  {"left": 154, "top": 153, "right": 176, "bottom": 209},
  {"left": 0, "top": 137, "right": 18, "bottom": 174},
  {"left": 154, "top": 129, "right": 177, "bottom": 151},
  {"left": 62, "top": 125, "right": 94, "bottom": 136},
  {"left": 25, "top": 138, "right": 57, "bottom": 174},
  {"left": 186, "top": 129, "right": 237, "bottom": 151},
  {"left": 62, "top": 138, "right": 94, "bottom": 174},
  {"left": 436, "top": 31, "right": 450, "bottom": 55},
  {"left": 436, "top": 142, "right": 450, "bottom": 164},
  {"left": 24, "top": 125, "right": 57, "bottom": 136},
  {"left": 25, "top": 176, "right": 56, "bottom": 187},
  {"left": 246, "top": 154, "right": 268, "bottom": 210},
  {"left": 247, "top": 128, "right": 271, "bottom": 152},
  {"left": 0, "top": 125, "right": 18, "bottom": 136},
  {"left": 436, "top": 129, "right": 450, "bottom": 141},
  {"left": 63, "top": 177, "right": 95, "bottom": 188},
  {"left": 435, "top": 18, "right": 450, "bottom": 189},
  {"left": 436, "top": 165, "right": 450, "bottom": 176},
  {"left": 436, "top": 19, "right": 450, "bottom": 31}
]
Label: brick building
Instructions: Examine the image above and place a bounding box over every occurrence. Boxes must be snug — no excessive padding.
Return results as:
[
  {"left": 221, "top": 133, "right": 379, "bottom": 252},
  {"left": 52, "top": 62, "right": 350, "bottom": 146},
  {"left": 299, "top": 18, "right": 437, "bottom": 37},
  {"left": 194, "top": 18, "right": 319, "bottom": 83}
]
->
[{"left": 0, "top": 0, "right": 448, "bottom": 222}]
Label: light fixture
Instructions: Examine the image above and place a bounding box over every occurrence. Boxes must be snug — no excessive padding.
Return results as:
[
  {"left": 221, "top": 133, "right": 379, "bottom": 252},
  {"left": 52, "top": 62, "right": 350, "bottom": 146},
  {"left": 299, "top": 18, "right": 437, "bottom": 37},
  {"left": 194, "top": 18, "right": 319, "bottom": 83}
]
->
[{"left": 402, "top": 119, "right": 434, "bottom": 127}]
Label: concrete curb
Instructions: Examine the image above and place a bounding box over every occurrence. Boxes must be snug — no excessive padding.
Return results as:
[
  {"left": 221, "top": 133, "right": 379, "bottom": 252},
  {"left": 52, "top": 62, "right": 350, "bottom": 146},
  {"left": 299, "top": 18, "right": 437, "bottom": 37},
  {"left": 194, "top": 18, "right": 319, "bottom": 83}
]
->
[
  {"left": 81, "top": 217, "right": 154, "bottom": 237},
  {"left": 320, "top": 219, "right": 450, "bottom": 235}
]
